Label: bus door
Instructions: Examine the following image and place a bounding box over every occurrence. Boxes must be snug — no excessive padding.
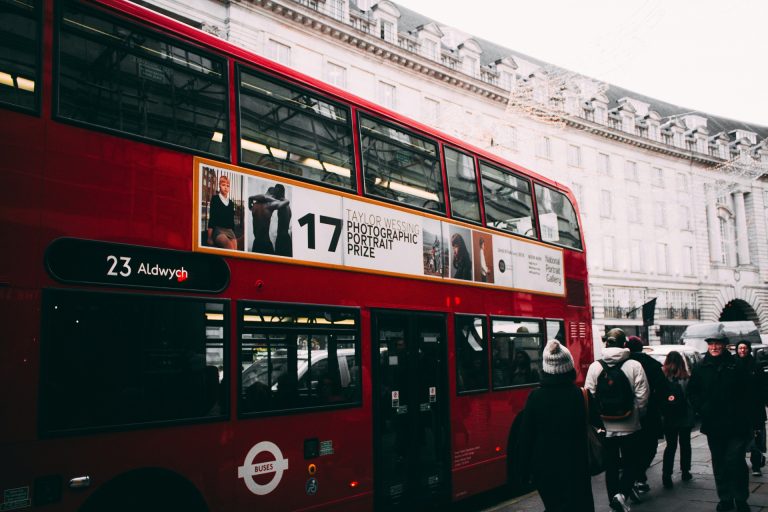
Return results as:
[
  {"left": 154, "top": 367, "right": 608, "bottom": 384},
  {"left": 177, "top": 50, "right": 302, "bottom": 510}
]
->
[{"left": 372, "top": 310, "right": 449, "bottom": 510}]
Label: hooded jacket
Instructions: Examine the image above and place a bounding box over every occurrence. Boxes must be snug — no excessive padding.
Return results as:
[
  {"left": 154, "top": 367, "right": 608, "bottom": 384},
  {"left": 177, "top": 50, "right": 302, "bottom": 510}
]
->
[{"left": 585, "top": 347, "right": 649, "bottom": 435}]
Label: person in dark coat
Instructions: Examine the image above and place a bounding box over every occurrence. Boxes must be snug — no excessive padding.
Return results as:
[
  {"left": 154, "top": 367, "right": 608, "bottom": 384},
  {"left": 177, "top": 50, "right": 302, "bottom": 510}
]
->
[
  {"left": 735, "top": 340, "right": 768, "bottom": 476},
  {"left": 518, "top": 339, "right": 600, "bottom": 512},
  {"left": 660, "top": 350, "right": 695, "bottom": 488},
  {"left": 625, "top": 335, "right": 668, "bottom": 494},
  {"left": 688, "top": 333, "right": 754, "bottom": 512}
]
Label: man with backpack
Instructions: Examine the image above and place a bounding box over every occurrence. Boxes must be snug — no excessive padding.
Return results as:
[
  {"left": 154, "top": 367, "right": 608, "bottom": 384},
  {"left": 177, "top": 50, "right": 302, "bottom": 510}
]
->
[
  {"left": 585, "top": 328, "right": 649, "bottom": 512},
  {"left": 625, "top": 335, "right": 668, "bottom": 494}
]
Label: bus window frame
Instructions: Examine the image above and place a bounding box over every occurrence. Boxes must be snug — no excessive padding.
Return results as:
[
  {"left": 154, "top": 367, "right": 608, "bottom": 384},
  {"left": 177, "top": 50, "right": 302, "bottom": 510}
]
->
[
  {"left": 235, "top": 63, "right": 358, "bottom": 195},
  {"left": 52, "top": 0, "right": 231, "bottom": 161},
  {"left": 478, "top": 160, "right": 538, "bottom": 241},
  {"left": 533, "top": 182, "right": 584, "bottom": 252},
  {"left": 454, "top": 313, "right": 489, "bottom": 396},
  {"left": 490, "top": 316, "right": 544, "bottom": 391},
  {"left": 0, "top": 0, "right": 43, "bottom": 115},
  {"left": 442, "top": 145, "right": 483, "bottom": 226},
  {"left": 237, "top": 300, "right": 362, "bottom": 418},
  {"left": 38, "top": 288, "right": 231, "bottom": 438}
]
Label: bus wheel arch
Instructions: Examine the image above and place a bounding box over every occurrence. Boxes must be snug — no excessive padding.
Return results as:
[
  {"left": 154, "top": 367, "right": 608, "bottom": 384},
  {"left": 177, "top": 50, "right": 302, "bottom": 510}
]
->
[{"left": 79, "top": 467, "right": 209, "bottom": 512}]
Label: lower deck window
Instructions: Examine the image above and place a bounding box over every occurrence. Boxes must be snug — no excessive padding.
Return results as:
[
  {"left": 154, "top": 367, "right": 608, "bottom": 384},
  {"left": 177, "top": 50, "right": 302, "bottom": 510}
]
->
[
  {"left": 40, "top": 290, "right": 227, "bottom": 433},
  {"left": 491, "top": 318, "right": 543, "bottom": 389},
  {"left": 239, "top": 303, "right": 360, "bottom": 414}
]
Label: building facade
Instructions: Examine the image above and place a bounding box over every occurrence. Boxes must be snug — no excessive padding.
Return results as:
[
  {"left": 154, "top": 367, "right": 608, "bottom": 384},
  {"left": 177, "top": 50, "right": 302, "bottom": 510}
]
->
[{"left": 141, "top": 0, "right": 768, "bottom": 343}]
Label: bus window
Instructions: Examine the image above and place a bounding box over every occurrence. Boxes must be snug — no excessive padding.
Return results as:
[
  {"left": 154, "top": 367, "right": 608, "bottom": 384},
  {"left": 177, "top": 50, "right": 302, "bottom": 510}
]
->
[
  {"left": 534, "top": 184, "right": 583, "bottom": 250},
  {"left": 0, "top": 0, "right": 40, "bottom": 112},
  {"left": 238, "top": 69, "right": 356, "bottom": 191},
  {"left": 444, "top": 147, "right": 481, "bottom": 223},
  {"left": 491, "top": 318, "right": 543, "bottom": 389},
  {"left": 56, "top": 0, "right": 228, "bottom": 156},
  {"left": 40, "top": 291, "right": 228, "bottom": 433},
  {"left": 360, "top": 113, "right": 444, "bottom": 213},
  {"left": 239, "top": 303, "right": 360, "bottom": 414},
  {"left": 480, "top": 162, "right": 536, "bottom": 238},
  {"left": 455, "top": 315, "right": 488, "bottom": 393},
  {"left": 545, "top": 319, "right": 565, "bottom": 345}
]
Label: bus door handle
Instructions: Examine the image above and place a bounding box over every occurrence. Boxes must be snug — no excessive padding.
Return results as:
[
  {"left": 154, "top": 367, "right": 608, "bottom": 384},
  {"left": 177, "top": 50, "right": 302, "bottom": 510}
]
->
[{"left": 68, "top": 476, "right": 91, "bottom": 489}]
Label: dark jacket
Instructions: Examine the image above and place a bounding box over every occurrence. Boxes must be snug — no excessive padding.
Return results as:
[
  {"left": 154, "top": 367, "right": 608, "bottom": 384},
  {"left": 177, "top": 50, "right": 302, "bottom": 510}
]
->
[
  {"left": 738, "top": 355, "right": 768, "bottom": 426},
  {"left": 629, "top": 351, "right": 669, "bottom": 437},
  {"left": 688, "top": 350, "right": 753, "bottom": 437},
  {"left": 518, "top": 371, "right": 599, "bottom": 512},
  {"left": 662, "top": 376, "right": 696, "bottom": 430}
]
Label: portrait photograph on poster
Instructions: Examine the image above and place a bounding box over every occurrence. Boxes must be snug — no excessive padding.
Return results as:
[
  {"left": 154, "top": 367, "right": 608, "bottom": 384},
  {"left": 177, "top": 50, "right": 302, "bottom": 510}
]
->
[
  {"left": 422, "top": 218, "right": 447, "bottom": 277},
  {"left": 200, "top": 165, "right": 245, "bottom": 251},
  {"left": 473, "top": 231, "right": 494, "bottom": 283},
  {"left": 246, "top": 176, "right": 294, "bottom": 257},
  {"left": 449, "top": 226, "right": 472, "bottom": 281}
]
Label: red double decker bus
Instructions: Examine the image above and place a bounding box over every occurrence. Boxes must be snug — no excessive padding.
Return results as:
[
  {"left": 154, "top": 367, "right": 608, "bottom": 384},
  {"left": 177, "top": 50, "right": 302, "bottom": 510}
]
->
[{"left": 0, "top": 0, "right": 592, "bottom": 510}]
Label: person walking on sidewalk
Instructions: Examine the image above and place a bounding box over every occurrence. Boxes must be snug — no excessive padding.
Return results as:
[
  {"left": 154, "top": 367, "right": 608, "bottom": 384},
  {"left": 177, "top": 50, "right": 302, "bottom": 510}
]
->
[
  {"left": 735, "top": 340, "right": 768, "bottom": 477},
  {"left": 660, "top": 350, "right": 695, "bottom": 489},
  {"left": 585, "top": 328, "right": 649, "bottom": 512},
  {"left": 625, "top": 335, "right": 668, "bottom": 495},
  {"left": 689, "top": 333, "right": 754, "bottom": 512},
  {"left": 518, "top": 340, "right": 599, "bottom": 512}
]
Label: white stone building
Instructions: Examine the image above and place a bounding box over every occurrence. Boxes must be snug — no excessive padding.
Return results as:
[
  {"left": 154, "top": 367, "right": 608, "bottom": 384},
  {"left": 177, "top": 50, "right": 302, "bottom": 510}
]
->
[{"left": 140, "top": 0, "right": 768, "bottom": 342}]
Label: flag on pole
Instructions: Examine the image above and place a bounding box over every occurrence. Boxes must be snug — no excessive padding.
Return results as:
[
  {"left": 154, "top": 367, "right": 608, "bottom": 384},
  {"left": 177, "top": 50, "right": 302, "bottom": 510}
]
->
[{"left": 642, "top": 298, "right": 657, "bottom": 326}]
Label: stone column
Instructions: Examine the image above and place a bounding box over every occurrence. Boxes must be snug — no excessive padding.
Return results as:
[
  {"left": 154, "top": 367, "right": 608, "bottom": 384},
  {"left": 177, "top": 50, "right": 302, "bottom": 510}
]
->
[
  {"left": 705, "top": 183, "right": 722, "bottom": 263},
  {"left": 733, "top": 190, "right": 750, "bottom": 266}
]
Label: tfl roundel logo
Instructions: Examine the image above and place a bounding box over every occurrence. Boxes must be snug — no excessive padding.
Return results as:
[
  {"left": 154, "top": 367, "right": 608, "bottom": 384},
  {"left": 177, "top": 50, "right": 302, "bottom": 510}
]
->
[{"left": 238, "top": 441, "right": 290, "bottom": 495}]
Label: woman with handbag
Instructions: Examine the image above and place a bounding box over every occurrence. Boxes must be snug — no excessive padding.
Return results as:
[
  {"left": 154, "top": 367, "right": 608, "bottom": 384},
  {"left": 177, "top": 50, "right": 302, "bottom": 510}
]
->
[
  {"left": 661, "top": 350, "right": 695, "bottom": 489},
  {"left": 518, "top": 339, "right": 602, "bottom": 512}
]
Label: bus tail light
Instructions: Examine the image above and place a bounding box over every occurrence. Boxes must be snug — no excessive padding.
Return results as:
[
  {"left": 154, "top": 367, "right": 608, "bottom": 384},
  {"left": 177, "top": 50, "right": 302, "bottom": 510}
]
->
[
  {"left": 495, "top": 446, "right": 502, "bottom": 453},
  {"left": 349, "top": 480, "right": 359, "bottom": 488}
]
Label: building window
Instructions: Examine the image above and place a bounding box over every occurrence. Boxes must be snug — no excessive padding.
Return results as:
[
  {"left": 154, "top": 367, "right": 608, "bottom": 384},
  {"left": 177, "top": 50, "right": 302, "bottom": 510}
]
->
[
  {"left": 653, "top": 167, "right": 665, "bottom": 187},
  {"left": 682, "top": 245, "right": 694, "bottom": 275},
  {"left": 677, "top": 173, "right": 688, "bottom": 191},
  {"left": 680, "top": 205, "right": 691, "bottom": 230},
  {"left": 649, "top": 125, "right": 659, "bottom": 141},
  {"left": 600, "top": 190, "right": 612, "bottom": 218},
  {"left": 567, "top": 145, "right": 582, "bottom": 167},
  {"left": 604, "top": 236, "right": 616, "bottom": 270},
  {"left": 536, "top": 136, "right": 551, "bottom": 159},
  {"left": 422, "top": 39, "right": 438, "bottom": 60},
  {"left": 326, "top": 0, "right": 345, "bottom": 20},
  {"left": 422, "top": 97, "right": 439, "bottom": 126},
  {"left": 595, "top": 106, "right": 606, "bottom": 124},
  {"left": 464, "top": 56, "right": 478, "bottom": 77},
  {"left": 719, "top": 217, "right": 732, "bottom": 265},
  {"left": 571, "top": 182, "right": 584, "bottom": 211},
  {"left": 324, "top": 62, "right": 347, "bottom": 88},
  {"left": 266, "top": 39, "right": 291, "bottom": 65},
  {"left": 656, "top": 243, "right": 669, "bottom": 274},
  {"left": 377, "top": 81, "right": 396, "bottom": 110},
  {"left": 654, "top": 201, "right": 666, "bottom": 227},
  {"left": 630, "top": 239, "right": 643, "bottom": 272},
  {"left": 625, "top": 160, "right": 638, "bottom": 182},
  {"left": 380, "top": 20, "right": 394, "bottom": 42},
  {"left": 597, "top": 153, "right": 611, "bottom": 175},
  {"left": 500, "top": 71, "right": 514, "bottom": 90}
]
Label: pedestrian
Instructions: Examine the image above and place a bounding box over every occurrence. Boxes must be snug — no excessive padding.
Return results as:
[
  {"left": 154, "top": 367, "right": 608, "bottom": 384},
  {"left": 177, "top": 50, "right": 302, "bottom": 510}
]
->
[
  {"left": 688, "top": 333, "right": 754, "bottom": 512},
  {"left": 625, "top": 335, "right": 668, "bottom": 495},
  {"left": 735, "top": 340, "right": 767, "bottom": 477},
  {"left": 585, "top": 328, "right": 649, "bottom": 512},
  {"left": 518, "top": 339, "right": 599, "bottom": 512},
  {"left": 660, "top": 350, "right": 695, "bottom": 489}
]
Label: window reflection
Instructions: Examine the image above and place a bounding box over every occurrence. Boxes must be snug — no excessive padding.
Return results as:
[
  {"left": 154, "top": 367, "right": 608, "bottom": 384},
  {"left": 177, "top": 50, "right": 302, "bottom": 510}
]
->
[
  {"left": 491, "top": 318, "right": 542, "bottom": 389},
  {"left": 480, "top": 162, "right": 536, "bottom": 238}
]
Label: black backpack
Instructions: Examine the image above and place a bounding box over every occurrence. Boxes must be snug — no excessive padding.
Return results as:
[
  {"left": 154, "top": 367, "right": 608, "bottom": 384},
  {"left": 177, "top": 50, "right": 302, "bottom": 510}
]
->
[
  {"left": 595, "top": 360, "right": 635, "bottom": 420},
  {"left": 664, "top": 378, "right": 686, "bottom": 417}
]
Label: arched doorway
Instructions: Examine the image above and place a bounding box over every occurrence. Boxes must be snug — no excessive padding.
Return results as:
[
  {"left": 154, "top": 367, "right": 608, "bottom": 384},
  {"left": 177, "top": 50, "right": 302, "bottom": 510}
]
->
[{"left": 719, "top": 299, "right": 760, "bottom": 327}]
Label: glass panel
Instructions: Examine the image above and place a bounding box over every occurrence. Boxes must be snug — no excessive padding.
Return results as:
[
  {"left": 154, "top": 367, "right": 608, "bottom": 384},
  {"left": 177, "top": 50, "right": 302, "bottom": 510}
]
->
[
  {"left": 534, "top": 184, "right": 583, "bottom": 249},
  {"left": 491, "top": 318, "right": 542, "bottom": 389},
  {"left": 0, "top": 0, "right": 39, "bottom": 111},
  {"left": 57, "top": 1, "right": 228, "bottom": 156},
  {"left": 455, "top": 315, "right": 487, "bottom": 393},
  {"left": 480, "top": 162, "right": 536, "bottom": 238},
  {"left": 444, "top": 147, "right": 481, "bottom": 222},
  {"left": 545, "top": 320, "right": 565, "bottom": 344},
  {"left": 239, "top": 70, "right": 355, "bottom": 190},
  {"left": 239, "top": 303, "right": 359, "bottom": 413},
  {"left": 41, "top": 291, "right": 228, "bottom": 432},
  {"left": 360, "top": 114, "right": 444, "bottom": 213}
]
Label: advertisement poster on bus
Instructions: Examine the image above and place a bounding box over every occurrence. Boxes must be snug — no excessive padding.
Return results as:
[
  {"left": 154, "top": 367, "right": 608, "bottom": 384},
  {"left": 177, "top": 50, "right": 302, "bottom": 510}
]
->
[{"left": 195, "top": 158, "right": 565, "bottom": 296}]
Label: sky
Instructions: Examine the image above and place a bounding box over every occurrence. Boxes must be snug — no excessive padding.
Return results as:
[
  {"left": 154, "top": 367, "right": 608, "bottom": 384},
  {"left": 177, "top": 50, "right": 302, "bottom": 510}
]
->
[{"left": 392, "top": 0, "right": 768, "bottom": 127}]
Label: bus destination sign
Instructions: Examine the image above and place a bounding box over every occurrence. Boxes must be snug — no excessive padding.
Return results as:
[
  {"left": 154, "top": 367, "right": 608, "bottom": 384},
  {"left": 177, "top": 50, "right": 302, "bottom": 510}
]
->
[{"left": 45, "top": 238, "right": 230, "bottom": 293}]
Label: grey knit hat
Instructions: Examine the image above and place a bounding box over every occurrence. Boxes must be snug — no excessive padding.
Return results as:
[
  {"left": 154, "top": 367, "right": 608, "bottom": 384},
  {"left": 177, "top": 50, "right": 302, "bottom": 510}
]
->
[{"left": 542, "top": 339, "right": 574, "bottom": 375}]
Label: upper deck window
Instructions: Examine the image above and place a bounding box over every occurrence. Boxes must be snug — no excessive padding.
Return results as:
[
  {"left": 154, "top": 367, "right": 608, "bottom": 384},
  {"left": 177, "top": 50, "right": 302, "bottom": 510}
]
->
[
  {"left": 0, "top": 0, "right": 40, "bottom": 112},
  {"left": 238, "top": 69, "right": 355, "bottom": 191},
  {"left": 57, "top": 0, "right": 228, "bottom": 157},
  {"left": 360, "top": 114, "right": 444, "bottom": 213},
  {"left": 480, "top": 162, "right": 536, "bottom": 238},
  {"left": 444, "top": 146, "right": 481, "bottom": 223},
  {"left": 534, "top": 184, "right": 582, "bottom": 250}
]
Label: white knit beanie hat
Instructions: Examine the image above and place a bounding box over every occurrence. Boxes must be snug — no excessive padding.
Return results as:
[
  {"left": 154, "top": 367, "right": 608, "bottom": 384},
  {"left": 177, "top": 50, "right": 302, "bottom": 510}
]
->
[{"left": 542, "top": 339, "right": 574, "bottom": 375}]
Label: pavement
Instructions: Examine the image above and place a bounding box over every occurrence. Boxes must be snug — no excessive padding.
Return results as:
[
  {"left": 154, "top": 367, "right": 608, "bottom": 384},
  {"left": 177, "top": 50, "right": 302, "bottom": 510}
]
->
[{"left": 483, "top": 429, "right": 768, "bottom": 512}]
